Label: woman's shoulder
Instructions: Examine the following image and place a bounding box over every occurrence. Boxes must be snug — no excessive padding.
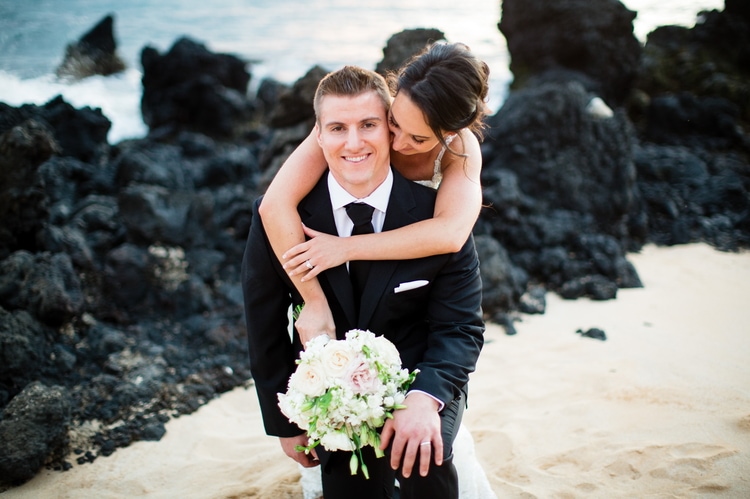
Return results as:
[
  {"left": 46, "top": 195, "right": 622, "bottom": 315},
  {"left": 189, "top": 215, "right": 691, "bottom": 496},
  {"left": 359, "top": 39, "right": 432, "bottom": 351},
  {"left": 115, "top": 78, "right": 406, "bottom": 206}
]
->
[
  {"left": 439, "top": 129, "right": 479, "bottom": 171},
  {"left": 452, "top": 129, "right": 480, "bottom": 155}
]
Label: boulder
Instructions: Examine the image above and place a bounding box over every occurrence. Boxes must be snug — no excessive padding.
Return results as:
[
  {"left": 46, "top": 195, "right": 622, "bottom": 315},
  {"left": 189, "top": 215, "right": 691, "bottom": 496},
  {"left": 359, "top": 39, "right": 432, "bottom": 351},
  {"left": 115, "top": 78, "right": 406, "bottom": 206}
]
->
[
  {"left": 475, "top": 235, "right": 528, "bottom": 314},
  {"left": 483, "top": 80, "right": 639, "bottom": 237},
  {"left": 499, "top": 0, "right": 641, "bottom": 105},
  {"left": 267, "top": 65, "right": 328, "bottom": 128},
  {"left": 631, "top": 3, "right": 750, "bottom": 138},
  {"left": 55, "top": 14, "right": 126, "bottom": 80},
  {"left": 0, "top": 308, "right": 47, "bottom": 395},
  {"left": 0, "top": 251, "right": 84, "bottom": 326},
  {"left": 633, "top": 144, "right": 750, "bottom": 250},
  {"left": 0, "top": 383, "right": 71, "bottom": 486},
  {"left": 140, "top": 37, "right": 254, "bottom": 138},
  {"left": 0, "top": 118, "right": 58, "bottom": 259},
  {"left": 0, "top": 96, "right": 111, "bottom": 163},
  {"left": 375, "top": 28, "right": 446, "bottom": 75}
]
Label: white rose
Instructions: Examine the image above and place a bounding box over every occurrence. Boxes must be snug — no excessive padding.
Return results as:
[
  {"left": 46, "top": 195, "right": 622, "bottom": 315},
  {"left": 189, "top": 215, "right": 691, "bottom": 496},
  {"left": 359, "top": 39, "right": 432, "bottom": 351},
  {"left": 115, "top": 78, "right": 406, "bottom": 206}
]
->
[
  {"left": 288, "top": 362, "right": 327, "bottom": 397},
  {"left": 277, "top": 393, "right": 309, "bottom": 429},
  {"left": 320, "top": 430, "right": 355, "bottom": 452},
  {"left": 320, "top": 341, "right": 357, "bottom": 379},
  {"left": 371, "top": 335, "right": 401, "bottom": 366}
]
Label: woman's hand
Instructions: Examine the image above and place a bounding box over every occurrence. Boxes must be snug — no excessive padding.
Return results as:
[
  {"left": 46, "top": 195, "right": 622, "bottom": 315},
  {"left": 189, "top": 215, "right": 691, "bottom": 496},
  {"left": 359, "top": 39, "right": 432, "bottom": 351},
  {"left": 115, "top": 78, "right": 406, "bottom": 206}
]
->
[
  {"left": 283, "top": 225, "right": 350, "bottom": 281},
  {"left": 295, "top": 297, "right": 336, "bottom": 346}
]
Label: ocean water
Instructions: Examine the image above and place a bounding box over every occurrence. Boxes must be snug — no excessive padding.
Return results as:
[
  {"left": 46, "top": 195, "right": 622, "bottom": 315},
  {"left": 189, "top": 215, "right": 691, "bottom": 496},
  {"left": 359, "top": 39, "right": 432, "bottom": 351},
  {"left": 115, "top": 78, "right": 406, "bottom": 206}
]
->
[{"left": 0, "top": 0, "right": 725, "bottom": 143}]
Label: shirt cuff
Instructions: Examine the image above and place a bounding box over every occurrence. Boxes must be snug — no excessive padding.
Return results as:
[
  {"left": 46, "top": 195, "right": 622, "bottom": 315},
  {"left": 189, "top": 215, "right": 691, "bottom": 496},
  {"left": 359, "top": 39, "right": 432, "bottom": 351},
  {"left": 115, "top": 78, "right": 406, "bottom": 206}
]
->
[{"left": 406, "top": 390, "right": 445, "bottom": 412}]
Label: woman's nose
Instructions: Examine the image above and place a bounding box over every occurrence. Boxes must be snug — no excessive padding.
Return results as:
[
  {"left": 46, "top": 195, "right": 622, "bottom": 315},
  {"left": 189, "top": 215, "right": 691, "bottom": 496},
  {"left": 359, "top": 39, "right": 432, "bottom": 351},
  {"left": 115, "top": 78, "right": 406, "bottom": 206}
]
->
[{"left": 390, "top": 130, "right": 405, "bottom": 151}]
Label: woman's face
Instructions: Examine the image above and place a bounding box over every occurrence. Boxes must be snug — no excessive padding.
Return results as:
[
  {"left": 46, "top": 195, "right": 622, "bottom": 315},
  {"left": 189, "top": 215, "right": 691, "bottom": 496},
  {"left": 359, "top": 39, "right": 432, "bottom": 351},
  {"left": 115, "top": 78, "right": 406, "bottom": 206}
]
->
[{"left": 388, "top": 92, "right": 441, "bottom": 155}]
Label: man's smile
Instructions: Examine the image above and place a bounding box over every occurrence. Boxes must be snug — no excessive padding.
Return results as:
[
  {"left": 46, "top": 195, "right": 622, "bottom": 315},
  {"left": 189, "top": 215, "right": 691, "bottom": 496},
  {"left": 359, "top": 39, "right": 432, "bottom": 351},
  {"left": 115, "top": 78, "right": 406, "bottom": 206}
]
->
[{"left": 344, "top": 154, "right": 369, "bottom": 163}]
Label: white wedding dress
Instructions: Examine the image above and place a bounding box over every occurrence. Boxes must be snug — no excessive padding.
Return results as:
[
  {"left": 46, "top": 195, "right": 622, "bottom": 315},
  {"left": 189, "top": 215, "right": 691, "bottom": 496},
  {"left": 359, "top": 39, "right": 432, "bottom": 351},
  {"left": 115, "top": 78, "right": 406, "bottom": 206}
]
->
[{"left": 299, "top": 424, "right": 496, "bottom": 499}]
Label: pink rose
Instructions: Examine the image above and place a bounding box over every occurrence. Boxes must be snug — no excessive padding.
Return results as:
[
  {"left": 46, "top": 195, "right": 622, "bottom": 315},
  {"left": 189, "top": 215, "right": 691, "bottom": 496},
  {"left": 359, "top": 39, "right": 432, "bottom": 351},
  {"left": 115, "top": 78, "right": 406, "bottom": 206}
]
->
[{"left": 346, "top": 361, "right": 379, "bottom": 395}]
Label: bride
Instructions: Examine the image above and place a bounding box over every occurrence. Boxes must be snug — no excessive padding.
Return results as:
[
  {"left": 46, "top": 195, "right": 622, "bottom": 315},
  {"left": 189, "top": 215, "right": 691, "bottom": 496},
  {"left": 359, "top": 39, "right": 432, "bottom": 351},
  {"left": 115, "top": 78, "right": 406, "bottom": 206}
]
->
[{"left": 260, "top": 42, "right": 495, "bottom": 499}]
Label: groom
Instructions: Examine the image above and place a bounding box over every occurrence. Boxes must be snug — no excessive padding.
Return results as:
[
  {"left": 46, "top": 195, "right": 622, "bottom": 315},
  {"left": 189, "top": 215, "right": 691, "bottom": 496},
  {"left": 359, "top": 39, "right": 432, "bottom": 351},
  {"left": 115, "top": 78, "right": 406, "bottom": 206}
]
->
[{"left": 241, "top": 65, "right": 484, "bottom": 499}]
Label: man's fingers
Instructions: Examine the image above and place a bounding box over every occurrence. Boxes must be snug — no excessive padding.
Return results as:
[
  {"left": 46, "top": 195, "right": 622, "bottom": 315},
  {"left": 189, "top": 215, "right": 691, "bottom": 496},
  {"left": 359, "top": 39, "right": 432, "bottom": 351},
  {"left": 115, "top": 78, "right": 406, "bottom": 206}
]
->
[
  {"left": 432, "top": 438, "right": 444, "bottom": 467},
  {"left": 388, "top": 436, "right": 406, "bottom": 471},
  {"left": 400, "top": 443, "right": 417, "bottom": 478},
  {"left": 280, "top": 436, "right": 319, "bottom": 468},
  {"left": 379, "top": 420, "right": 394, "bottom": 450},
  {"left": 418, "top": 440, "right": 432, "bottom": 476},
  {"left": 298, "top": 452, "right": 319, "bottom": 468}
]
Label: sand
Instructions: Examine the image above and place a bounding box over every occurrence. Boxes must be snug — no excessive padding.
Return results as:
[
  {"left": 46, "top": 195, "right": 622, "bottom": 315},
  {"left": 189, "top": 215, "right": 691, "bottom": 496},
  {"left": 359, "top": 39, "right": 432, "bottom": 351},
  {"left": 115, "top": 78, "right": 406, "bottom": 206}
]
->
[{"left": 2, "top": 243, "right": 749, "bottom": 498}]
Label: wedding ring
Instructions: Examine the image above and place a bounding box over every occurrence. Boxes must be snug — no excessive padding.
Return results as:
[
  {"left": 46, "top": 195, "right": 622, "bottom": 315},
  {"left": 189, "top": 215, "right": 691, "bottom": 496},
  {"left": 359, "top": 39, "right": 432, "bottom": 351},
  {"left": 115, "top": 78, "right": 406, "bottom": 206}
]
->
[
  {"left": 305, "top": 260, "right": 313, "bottom": 270},
  {"left": 420, "top": 441, "right": 431, "bottom": 446}
]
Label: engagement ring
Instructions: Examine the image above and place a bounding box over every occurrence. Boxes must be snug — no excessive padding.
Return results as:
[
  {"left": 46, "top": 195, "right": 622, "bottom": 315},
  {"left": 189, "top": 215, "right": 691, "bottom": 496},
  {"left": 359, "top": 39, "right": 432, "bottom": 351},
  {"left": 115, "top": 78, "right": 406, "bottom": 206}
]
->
[
  {"left": 305, "top": 260, "right": 313, "bottom": 270},
  {"left": 420, "top": 441, "right": 431, "bottom": 446}
]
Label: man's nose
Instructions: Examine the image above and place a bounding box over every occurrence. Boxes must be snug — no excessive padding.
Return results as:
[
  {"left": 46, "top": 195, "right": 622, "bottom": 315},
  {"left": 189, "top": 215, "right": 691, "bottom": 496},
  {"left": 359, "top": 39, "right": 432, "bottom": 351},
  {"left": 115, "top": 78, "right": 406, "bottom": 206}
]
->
[{"left": 346, "top": 128, "right": 364, "bottom": 149}]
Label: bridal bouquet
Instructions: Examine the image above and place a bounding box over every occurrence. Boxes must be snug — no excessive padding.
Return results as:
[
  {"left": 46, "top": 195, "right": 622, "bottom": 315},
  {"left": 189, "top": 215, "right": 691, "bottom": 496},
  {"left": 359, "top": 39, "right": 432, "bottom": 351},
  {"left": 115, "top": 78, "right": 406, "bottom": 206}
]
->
[{"left": 278, "top": 329, "right": 418, "bottom": 479}]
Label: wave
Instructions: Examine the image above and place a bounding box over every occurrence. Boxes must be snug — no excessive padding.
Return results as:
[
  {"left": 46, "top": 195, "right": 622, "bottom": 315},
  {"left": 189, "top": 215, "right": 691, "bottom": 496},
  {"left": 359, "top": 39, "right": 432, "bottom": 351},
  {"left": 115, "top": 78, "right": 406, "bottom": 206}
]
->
[{"left": 0, "top": 68, "right": 147, "bottom": 143}]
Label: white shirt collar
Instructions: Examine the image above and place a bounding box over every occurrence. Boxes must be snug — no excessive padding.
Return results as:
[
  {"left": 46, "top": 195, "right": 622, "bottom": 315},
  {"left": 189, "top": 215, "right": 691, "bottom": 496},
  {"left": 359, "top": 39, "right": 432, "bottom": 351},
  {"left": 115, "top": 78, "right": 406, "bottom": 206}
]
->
[
  {"left": 327, "top": 168, "right": 393, "bottom": 236},
  {"left": 327, "top": 168, "right": 393, "bottom": 213}
]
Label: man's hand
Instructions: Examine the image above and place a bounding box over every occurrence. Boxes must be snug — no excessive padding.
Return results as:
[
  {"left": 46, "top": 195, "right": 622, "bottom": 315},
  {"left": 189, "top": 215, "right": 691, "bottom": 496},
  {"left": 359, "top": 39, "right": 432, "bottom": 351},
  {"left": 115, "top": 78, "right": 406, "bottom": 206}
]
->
[
  {"left": 280, "top": 434, "right": 319, "bottom": 468},
  {"left": 379, "top": 392, "right": 443, "bottom": 478}
]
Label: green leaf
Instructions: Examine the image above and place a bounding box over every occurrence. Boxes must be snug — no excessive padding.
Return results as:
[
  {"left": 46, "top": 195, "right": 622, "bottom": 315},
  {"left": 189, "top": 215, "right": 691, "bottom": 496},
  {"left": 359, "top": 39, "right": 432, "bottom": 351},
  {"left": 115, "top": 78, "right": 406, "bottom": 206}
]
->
[{"left": 292, "top": 303, "right": 305, "bottom": 320}]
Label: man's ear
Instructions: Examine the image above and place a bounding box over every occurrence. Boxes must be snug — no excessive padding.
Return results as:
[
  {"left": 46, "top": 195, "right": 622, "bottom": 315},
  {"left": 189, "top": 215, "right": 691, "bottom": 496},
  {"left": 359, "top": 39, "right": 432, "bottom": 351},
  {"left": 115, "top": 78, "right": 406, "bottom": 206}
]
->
[{"left": 315, "top": 124, "right": 324, "bottom": 147}]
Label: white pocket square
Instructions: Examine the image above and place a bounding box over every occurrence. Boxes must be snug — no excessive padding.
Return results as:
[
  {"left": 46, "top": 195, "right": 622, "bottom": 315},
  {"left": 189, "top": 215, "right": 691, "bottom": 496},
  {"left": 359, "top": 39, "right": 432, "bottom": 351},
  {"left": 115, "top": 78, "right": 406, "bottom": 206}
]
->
[{"left": 394, "top": 280, "right": 429, "bottom": 293}]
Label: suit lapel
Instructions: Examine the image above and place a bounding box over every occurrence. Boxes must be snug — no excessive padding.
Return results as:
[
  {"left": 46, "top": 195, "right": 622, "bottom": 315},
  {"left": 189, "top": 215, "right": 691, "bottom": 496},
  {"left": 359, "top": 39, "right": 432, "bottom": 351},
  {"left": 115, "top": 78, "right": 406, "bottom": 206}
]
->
[
  {"left": 358, "top": 171, "right": 422, "bottom": 325},
  {"left": 299, "top": 176, "right": 358, "bottom": 327}
]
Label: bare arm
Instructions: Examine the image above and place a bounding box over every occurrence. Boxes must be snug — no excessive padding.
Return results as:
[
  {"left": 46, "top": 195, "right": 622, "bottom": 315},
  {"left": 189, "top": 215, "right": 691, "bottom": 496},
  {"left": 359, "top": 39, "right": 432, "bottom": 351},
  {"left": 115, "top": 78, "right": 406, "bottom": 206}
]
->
[
  {"left": 285, "top": 129, "right": 483, "bottom": 281},
  {"left": 258, "top": 128, "right": 335, "bottom": 343}
]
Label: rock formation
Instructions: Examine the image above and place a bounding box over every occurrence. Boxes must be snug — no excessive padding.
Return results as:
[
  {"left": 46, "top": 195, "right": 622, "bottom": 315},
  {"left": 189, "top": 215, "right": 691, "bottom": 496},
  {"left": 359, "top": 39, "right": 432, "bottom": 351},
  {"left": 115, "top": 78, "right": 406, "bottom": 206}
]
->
[
  {"left": 55, "top": 14, "right": 126, "bottom": 80},
  {"left": 1, "top": 2, "right": 748, "bottom": 488}
]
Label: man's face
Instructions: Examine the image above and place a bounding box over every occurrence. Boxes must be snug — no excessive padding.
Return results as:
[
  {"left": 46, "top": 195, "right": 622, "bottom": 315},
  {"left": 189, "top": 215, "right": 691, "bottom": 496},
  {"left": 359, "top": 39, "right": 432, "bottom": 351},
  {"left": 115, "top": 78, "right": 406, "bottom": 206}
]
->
[{"left": 316, "top": 91, "right": 391, "bottom": 198}]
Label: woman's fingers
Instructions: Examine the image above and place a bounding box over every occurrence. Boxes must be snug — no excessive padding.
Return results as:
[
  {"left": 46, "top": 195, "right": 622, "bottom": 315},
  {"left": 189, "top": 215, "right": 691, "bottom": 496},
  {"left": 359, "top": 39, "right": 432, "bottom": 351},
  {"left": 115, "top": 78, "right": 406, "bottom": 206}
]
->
[
  {"left": 283, "top": 225, "right": 346, "bottom": 279},
  {"left": 282, "top": 241, "right": 309, "bottom": 262}
]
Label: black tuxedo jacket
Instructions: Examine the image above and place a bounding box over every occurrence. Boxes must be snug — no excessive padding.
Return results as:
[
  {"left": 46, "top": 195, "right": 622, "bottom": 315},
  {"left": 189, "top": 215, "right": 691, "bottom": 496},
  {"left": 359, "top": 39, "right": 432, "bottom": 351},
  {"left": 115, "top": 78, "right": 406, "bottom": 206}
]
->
[{"left": 242, "top": 167, "right": 484, "bottom": 437}]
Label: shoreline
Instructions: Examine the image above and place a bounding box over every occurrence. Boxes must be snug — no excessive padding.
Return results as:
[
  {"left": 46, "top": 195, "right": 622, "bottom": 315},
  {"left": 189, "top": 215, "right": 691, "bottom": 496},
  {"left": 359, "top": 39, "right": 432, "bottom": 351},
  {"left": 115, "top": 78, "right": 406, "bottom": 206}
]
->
[{"left": 3, "top": 242, "right": 749, "bottom": 498}]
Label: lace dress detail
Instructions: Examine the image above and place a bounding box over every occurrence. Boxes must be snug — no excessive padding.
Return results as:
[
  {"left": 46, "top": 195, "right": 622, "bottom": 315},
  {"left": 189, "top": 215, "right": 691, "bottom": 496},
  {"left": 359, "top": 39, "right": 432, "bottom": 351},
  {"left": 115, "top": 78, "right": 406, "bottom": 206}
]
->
[{"left": 414, "top": 134, "right": 456, "bottom": 189}]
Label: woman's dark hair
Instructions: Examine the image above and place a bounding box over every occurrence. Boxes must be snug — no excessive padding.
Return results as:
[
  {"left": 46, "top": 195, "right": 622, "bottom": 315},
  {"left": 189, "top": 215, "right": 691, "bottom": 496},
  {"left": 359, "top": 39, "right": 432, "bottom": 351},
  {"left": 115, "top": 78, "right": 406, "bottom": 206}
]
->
[{"left": 389, "top": 42, "right": 490, "bottom": 150}]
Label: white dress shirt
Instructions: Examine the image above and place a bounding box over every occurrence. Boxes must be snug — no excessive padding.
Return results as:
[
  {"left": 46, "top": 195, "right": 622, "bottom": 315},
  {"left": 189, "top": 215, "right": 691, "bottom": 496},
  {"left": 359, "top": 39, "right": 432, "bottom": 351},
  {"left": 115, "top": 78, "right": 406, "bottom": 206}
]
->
[{"left": 327, "top": 168, "right": 393, "bottom": 237}]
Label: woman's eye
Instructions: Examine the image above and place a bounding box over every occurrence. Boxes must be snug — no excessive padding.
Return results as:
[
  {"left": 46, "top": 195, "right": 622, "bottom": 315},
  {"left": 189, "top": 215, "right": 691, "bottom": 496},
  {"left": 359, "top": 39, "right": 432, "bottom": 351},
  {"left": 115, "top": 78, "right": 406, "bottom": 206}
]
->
[
  {"left": 413, "top": 137, "right": 426, "bottom": 144},
  {"left": 388, "top": 116, "right": 399, "bottom": 128}
]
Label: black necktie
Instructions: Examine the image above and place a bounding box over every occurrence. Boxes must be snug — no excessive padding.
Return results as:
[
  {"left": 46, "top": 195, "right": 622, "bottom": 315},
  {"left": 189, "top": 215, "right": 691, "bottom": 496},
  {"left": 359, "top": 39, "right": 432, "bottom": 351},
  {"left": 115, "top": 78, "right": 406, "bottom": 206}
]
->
[{"left": 345, "top": 202, "right": 375, "bottom": 306}]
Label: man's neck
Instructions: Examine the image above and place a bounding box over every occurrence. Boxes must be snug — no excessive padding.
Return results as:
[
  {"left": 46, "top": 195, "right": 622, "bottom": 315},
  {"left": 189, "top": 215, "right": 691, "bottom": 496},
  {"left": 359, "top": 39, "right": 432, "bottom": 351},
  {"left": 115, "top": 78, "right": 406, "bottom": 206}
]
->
[{"left": 327, "top": 167, "right": 394, "bottom": 212}]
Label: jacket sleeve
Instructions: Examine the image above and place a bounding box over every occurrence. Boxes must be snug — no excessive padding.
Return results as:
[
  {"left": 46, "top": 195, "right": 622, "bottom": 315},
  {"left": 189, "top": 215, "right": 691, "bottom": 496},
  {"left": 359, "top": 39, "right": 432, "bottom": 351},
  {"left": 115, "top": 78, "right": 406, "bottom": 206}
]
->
[
  {"left": 241, "top": 197, "right": 304, "bottom": 437},
  {"left": 409, "top": 233, "right": 485, "bottom": 406}
]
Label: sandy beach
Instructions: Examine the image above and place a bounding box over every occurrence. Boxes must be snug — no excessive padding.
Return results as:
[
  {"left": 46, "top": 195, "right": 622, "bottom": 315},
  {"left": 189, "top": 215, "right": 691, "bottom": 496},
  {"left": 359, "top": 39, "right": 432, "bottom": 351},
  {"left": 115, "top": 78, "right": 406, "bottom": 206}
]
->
[{"left": 2, "top": 242, "right": 749, "bottom": 498}]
